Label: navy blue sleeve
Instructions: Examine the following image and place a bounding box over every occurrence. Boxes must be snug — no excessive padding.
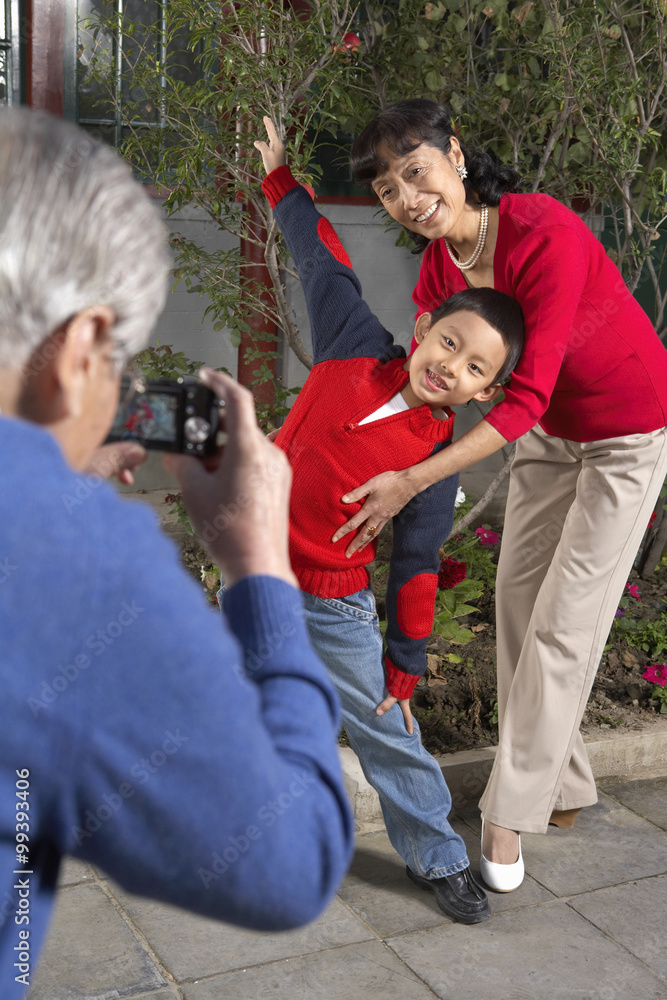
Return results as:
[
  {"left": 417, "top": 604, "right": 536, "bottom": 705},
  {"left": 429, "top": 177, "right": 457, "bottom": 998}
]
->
[
  {"left": 384, "top": 441, "right": 458, "bottom": 698},
  {"left": 265, "top": 167, "right": 405, "bottom": 365}
]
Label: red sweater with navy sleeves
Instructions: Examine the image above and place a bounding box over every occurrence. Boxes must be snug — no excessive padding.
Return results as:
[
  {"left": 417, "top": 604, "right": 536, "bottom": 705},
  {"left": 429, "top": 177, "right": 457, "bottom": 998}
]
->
[
  {"left": 263, "top": 165, "right": 458, "bottom": 699},
  {"left": 414, "top": 193, "right": 667, "bottom": 443}
]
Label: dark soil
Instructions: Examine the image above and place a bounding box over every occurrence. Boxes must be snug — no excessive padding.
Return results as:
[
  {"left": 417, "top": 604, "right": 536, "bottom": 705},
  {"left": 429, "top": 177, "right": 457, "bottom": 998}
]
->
[
  {"left": 372, "top": 527, "right": 667, "bottom": 754},
  {"left": 174, "top": 515, "right": 667, "bottom": 755},
  {"left": 408, "top": 572, "right": 667, "bottom": 755}
]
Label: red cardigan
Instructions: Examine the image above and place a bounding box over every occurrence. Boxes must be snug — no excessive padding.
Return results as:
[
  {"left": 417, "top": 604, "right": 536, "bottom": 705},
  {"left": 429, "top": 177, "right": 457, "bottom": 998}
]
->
[{"left": 414, "top": 192, "right": 667, "bottom": 443}]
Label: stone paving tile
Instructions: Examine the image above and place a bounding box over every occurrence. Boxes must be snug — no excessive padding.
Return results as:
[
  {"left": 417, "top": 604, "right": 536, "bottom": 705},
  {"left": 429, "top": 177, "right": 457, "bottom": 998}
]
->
[
  {"left": 115, "top": 993, "right": 181, "bottom": 999},
  {"left": 598, "top": 775, "right": 667, "bottom": 831},
  {"left": 180, "top": 940, "right": 439, "bottom": 1000},
  {"left": 387, "top": 899, "right": 667, "bottom": 1000},
  {"left": 341, "top": 825, "right": 554, "bottom": 937},
  {"left": 27, "top": 883, "right": 166, "bottom": 1000},
  {"left": 56, "top": 857, "right": 95, "bottom": 887},
  {"left": 465, "top": 791, "right": 667, "bottom": 897},
  {"left": 456, "top": 819, "right": 557, "bottom": 914},
  {"left": 108, "top": 883, "right": 373, "bottom": 983},
  {"left": 568, "top": 875, "right": 667, "bottom": 980},
  {"left": 339, "top": 830, "right": 449, "bottom": 937}
]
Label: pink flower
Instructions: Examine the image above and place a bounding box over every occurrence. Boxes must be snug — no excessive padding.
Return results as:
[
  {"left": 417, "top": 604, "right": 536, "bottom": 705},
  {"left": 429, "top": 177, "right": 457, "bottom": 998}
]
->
[
  {"left": 475, "top": 526, "right": 499, "bottom": 547},
  {"left": 643, "top": 663, "right": 667, "bottom": 688},
  {"left": 438, "top": 557, "right": 467, "bottom": 590},
  {"left": 626, "top": 583, "right": 641, "bottom": 602}
]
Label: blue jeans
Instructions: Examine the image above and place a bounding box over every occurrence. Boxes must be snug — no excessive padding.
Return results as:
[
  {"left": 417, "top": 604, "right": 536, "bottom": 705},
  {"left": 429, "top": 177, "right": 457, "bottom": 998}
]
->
[{"left": 302, "top": 588, "right": 469, "bottom": 878}]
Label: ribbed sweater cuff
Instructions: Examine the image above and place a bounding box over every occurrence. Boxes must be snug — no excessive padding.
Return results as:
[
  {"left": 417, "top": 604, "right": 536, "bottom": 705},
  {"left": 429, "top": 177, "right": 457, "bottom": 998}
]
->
[
  {"left": 261, "top": 165, "right": 299, "bottom": 208},
  {"left": 385, "top": 657, "right": 421, "bottom": 699},
  {"left": 222, "top": 575, "right": 308, "bottom": 677}
]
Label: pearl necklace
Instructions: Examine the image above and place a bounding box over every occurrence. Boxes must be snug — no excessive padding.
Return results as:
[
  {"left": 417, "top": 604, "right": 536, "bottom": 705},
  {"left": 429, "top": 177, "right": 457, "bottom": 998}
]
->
[{"left": 444, "top": 204, "right": 488, "bottom": 271}]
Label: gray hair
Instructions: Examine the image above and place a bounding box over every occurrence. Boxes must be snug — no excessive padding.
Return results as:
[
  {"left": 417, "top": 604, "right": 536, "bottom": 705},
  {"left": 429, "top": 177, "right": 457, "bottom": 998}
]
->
[{"left": 0, "top": 108, "right": 170, "bottom": 370}]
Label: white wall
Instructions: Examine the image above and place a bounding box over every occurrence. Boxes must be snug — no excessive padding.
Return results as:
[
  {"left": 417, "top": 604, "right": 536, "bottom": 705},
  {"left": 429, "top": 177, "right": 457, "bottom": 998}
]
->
[
  {"left": 151, "top": 204, "right": 239, "bottom": 376},
  {"left": 135, "top": 201, "right": 505, "bottom": 503},
  {"left": 150, "top": 202, "right": 422, "bottom": 388}
]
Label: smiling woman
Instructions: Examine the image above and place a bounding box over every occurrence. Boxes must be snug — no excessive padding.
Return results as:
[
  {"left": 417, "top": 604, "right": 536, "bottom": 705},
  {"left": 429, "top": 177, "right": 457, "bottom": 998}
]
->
[{"left": 338, "top": 97, "right": 667, "bottom": 894}]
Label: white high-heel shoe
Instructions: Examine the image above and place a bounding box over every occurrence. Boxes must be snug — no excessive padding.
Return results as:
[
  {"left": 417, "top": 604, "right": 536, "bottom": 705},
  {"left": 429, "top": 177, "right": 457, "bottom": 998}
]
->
[{"left": 480, "top": 817, "right": 524, "bottom": 892}]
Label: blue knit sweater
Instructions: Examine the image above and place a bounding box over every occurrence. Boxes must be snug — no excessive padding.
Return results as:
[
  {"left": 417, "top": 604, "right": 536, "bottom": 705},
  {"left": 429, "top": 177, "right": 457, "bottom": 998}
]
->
[{"left": 0, "top": 416, "right": 353, "bottom": 997}]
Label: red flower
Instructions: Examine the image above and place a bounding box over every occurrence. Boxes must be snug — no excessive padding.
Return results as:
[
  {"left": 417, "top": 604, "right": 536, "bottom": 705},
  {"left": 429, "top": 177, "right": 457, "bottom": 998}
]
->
[
  {"left": 643, "top": 663, "right": 667, "bottom": 688},
  {"left": 438, "top": 556, "right": 467, "bottom": 589},
  {"left": 333, "top": 31, "right": 361, "bottom": 54},
  {"left": 475, "top": 526, "right": 499, "bottom": 547}
]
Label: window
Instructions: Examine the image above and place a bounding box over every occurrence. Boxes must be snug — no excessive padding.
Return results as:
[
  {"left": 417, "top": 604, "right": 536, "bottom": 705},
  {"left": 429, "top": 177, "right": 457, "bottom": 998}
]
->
[
  {"left": 74, "top": 2, "right": 371, "bottom": 202},
  {"left": 76, "top": 1, "right": 200, "bottom": 150},
  {"left": 0, "top": 0, "right": 20, "bottom": 107}
]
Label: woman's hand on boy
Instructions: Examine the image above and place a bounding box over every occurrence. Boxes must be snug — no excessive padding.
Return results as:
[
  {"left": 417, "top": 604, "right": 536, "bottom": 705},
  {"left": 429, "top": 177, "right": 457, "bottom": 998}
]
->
[
  {"left": 376, "top": 694, "right": 414, "bottom": 735},
  {"left": 254, "top": 116, "right": 286, "bottom": 174}
]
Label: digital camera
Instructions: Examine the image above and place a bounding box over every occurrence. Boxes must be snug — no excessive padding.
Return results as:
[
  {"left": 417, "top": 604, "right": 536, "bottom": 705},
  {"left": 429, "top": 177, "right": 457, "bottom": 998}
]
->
[{"left": 107, "top": 375, "right": 220, "bottom": 456}]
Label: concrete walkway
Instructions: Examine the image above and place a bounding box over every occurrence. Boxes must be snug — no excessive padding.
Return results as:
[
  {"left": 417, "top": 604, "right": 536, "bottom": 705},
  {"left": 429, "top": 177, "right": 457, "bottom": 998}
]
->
[{"left": 26, "top": 774, "right": 667, "bottom": 1000}]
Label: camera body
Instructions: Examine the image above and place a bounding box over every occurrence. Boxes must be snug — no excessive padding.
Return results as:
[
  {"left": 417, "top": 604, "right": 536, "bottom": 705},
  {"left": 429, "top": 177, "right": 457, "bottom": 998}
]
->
[{"left": 107, "top": 376, "right": 220, "bottom": 456}]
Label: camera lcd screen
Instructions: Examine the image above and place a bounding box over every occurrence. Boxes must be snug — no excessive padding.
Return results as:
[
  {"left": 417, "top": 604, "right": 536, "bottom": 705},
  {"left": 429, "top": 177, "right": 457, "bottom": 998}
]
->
[{"left": 110, "top": 391, "right": 179, "bottom": 445}]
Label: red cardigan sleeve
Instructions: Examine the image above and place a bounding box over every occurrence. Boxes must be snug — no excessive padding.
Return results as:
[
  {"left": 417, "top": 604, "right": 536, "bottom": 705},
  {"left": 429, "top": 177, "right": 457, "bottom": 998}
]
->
[
  {"left": 484, "top": 223, "right": 590, "bottom": 442},
  {"left": 415, "top": 221, "right": 591, "bottom": 443}
]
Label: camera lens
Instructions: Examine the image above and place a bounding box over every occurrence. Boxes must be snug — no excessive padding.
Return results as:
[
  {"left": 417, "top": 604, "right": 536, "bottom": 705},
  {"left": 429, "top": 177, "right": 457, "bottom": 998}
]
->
[{"left": 184, "top": 416, "right": 211, "bottom": 444}]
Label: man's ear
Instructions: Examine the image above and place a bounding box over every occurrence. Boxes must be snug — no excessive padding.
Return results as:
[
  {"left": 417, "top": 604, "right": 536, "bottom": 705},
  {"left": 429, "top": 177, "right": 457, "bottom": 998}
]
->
[
  {"left": 54, "top": 305, "right": 115, "bottom": 418},
  {"left": 473, "top": 382, "right": 503, "bottom": 404},
  {"left": 413, "top": 312, "right": 432, "bottom": 345}
]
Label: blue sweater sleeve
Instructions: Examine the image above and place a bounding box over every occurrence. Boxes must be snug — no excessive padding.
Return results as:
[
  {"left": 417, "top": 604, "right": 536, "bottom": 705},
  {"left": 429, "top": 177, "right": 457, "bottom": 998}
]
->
[
  {"left": 0, "top": 421, "right": 354, "bottom": 993},
  {"left": 384, "top": 442, "right": 459, "bottom": 698},
  {"left": 264, "top": 167, "right": 405, "bottom": 365},
  {"left": 62, "top": 550, "right": 354, "bottom": 932}
]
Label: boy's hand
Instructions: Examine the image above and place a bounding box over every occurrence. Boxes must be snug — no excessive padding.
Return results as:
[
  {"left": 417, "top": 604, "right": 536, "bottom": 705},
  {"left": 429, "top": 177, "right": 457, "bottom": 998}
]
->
[
  {"left": 254, "top": 116, "right": 286, "bottom": 175},
  {"left": 376, "top": 694, "right": 414, "bottom": 735}
]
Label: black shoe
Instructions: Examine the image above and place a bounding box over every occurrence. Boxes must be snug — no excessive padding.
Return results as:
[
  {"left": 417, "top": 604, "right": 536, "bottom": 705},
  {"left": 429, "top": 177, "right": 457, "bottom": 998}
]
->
[{"left": 406, "top": 865, "right": 491, "bottom": 924}]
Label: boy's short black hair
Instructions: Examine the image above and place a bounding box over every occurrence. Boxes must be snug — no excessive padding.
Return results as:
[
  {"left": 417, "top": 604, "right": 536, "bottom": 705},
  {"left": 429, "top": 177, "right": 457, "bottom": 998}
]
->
[{"left": 429, "top": 288, "right": 524, "bottom": 385}]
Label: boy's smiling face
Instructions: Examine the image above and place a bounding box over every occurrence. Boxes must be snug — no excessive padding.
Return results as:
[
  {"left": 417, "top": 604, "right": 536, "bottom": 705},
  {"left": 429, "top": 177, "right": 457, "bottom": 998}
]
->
[{"left": 402, "top": 309, "right": 508, "bottom": 410}]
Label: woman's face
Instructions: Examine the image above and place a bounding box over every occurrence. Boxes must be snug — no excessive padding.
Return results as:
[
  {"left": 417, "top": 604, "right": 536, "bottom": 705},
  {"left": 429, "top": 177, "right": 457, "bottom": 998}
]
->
[{"left": 370, "top": 138, "right": 468, "bottom": 241}]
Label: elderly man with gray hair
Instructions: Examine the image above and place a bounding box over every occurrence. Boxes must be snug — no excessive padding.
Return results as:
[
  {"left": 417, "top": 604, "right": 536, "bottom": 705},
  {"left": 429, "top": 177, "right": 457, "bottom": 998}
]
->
[{"left": 0, "top": 108, "right": 353, "bottom": 997}]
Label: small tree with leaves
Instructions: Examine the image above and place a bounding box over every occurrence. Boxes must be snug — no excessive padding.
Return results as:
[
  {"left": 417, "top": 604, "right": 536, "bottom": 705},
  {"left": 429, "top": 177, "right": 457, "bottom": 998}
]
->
[
  {"left": 344, "top": 0, "right": 667, "bottom": 333},
  {"left": 81, "top": 0, "right": 365, "bottom": 421},
  {"left": 330, "top": 0, "right": 667, "bottom": 565}
]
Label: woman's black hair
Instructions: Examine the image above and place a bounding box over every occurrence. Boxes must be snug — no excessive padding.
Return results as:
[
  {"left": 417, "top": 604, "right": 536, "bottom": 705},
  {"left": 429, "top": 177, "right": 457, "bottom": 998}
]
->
[
  {"left": 351, "top": 99, "right": 521, "bottom": 254},
  {"left": 428, "top": 287, "right": 524, "bottom": 385}
]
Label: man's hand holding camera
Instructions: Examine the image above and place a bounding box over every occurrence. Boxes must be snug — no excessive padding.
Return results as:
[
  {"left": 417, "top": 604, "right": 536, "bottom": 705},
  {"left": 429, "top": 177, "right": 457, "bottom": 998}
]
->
[{"left": 164, "top": 369, "right": 298, "bottom": 590}]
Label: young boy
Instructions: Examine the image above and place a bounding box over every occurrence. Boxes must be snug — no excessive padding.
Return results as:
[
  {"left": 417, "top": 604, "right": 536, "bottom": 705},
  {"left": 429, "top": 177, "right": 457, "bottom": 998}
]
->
[{"left": 255, "top": 119, "right": 523, "bottom": 923}]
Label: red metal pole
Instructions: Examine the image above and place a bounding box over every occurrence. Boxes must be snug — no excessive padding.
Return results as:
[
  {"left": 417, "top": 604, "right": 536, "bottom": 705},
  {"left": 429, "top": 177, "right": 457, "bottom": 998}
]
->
[
  {"left": 238, "top": 201, "right": 277, "bottom": 408},
  {"left": 27, "top": 0, "right": 64, "bottom": 113}
]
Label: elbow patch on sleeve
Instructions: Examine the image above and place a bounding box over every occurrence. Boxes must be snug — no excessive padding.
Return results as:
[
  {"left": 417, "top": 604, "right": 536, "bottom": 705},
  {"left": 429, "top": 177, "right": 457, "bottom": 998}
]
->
[
  {"left": 317, "top": 217, "right": 352, "bottom": 270},
  {"left": 396, "top": 573, "right": 438, "bottom": 639}
]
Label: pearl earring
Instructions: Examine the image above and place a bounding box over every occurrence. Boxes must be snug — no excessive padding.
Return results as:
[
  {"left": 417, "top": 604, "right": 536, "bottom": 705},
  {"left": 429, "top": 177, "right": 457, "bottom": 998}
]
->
[{"left": 456, "top": 164, "right": 468, "bottom": 181}]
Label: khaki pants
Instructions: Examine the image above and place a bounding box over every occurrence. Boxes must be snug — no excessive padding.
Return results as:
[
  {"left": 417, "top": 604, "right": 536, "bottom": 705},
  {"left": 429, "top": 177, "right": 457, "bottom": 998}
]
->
[{"left": 478, "top": 424, "right": 667, "bottom": 834}]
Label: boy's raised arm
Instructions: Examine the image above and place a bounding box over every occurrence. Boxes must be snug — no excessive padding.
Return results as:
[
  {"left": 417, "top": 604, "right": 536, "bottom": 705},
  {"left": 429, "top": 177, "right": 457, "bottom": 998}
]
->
[{"left": 255, "top": 117, "right": 404, "bottom": 366}]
